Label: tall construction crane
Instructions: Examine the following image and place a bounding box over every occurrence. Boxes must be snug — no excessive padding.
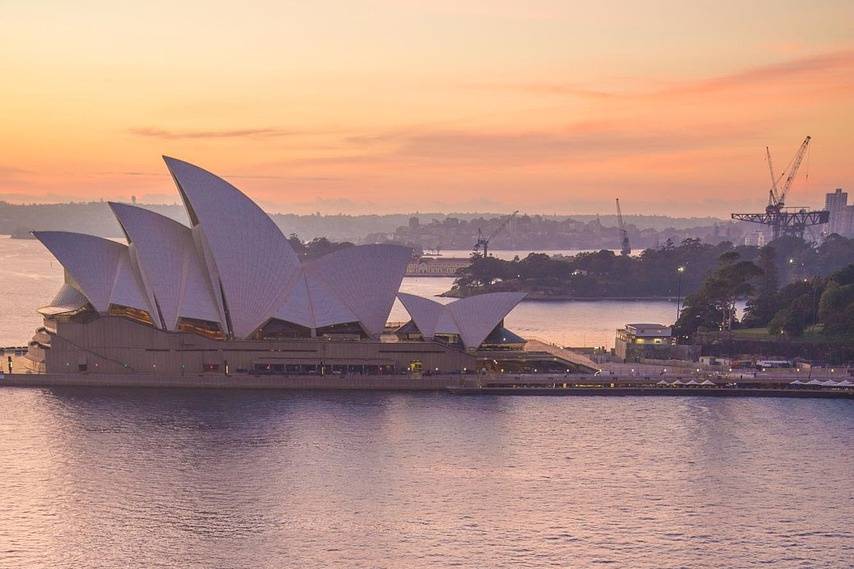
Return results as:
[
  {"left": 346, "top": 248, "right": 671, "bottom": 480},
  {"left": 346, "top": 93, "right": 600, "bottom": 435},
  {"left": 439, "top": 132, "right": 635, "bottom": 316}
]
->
[
  {"left": 473, "top": 210, "right": 518, "bottom": 258},
  {"left": 732, "top": 136, "right": 828, "bottom": 240},
  {"left": 769, "top": 136, "right": 810, "bottom": 212},
  {"left": 765, "top": 146, "right": 779, "bottom": 207},
  {"left": 615, "top": 198, "right": 631, "bottom": 256}
]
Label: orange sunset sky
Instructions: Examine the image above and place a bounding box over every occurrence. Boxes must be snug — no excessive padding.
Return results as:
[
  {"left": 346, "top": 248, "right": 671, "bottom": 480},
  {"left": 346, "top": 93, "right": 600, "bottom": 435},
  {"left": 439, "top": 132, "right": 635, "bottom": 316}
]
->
[{"left": 1, "top": 0, "right": 852, "bottom": 216}]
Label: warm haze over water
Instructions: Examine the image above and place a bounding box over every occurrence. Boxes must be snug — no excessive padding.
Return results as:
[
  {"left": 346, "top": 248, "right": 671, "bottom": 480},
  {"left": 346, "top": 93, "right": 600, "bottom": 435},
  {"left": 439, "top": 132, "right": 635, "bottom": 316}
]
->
[
  {"left": 1, "top": 3, "right": 854, "bottom": 569},
  {"left": 1, "top": 1, "right": 853, "bottom": 215}
]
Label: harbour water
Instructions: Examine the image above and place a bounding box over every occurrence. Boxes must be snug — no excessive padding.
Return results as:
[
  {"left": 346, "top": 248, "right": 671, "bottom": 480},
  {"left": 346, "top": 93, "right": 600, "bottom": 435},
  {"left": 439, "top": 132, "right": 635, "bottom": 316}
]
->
[
  {"left": 0, "top": 388, "right": 851, "bottom": 568},
  {"left": 0, "top": 237, "right": 852, "bottom": 567},
  {"left": 392, "top": 277, "right": 679, "bottom": 348},
  {"left": 0, "top": 238, "right": 676, "bottom": 349}
]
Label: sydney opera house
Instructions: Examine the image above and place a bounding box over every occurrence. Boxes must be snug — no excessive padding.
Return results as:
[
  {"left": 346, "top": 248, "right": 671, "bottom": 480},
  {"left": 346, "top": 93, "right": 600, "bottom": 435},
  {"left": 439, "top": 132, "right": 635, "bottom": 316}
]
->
[{"left": 24, "top": 157, "right": 585, "bottom": 379}]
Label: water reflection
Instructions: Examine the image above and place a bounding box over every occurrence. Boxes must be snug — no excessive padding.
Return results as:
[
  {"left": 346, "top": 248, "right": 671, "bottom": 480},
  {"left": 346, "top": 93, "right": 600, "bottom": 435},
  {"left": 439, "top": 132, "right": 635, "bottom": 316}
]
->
[{"left": 0, "top": 388, "right": 851, "bottom": 568}]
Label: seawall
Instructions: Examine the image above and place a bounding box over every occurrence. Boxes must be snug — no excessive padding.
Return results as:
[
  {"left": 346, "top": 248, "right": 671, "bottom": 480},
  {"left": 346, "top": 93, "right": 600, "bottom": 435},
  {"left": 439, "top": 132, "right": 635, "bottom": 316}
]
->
[
  {"left": 3, "top": 373, "right": 851, "bottom": 399},
  {"left": 0, "top": 373, "right": 460, "bottom": 391}
]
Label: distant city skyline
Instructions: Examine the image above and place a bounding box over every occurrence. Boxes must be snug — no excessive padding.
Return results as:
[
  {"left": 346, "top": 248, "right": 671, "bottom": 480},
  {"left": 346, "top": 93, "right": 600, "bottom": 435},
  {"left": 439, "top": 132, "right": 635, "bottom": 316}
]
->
[{"left": 1, "top": 1, "right": 852, "bottom": 216}]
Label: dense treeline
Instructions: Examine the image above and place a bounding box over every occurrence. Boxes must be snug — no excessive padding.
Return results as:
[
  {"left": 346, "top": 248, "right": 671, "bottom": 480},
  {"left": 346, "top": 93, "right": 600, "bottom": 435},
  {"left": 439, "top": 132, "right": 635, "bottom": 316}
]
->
[
  {"left": 450, "top": 240, "right": 736, "bottom": 298},
  {"left": 285, "top": 235, "right": 354, "bottom": 259},
  {"left": 674, "top": 236, "right": 854, "bottom": 339},
  {"left": 451, "top": 235, "right": 854, "bottom": 340},
  {"left": 450, "top": 239, "right": 739, "bottom": 298},
  {"left": 450, "top": 235, "right": 854, "bottom": 300}
]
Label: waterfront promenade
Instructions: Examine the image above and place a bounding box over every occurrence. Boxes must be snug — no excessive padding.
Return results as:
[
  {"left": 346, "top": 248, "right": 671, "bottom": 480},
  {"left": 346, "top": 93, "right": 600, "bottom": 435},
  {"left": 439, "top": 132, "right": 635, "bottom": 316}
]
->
[
  {"left": 2, "top": 370, "right": 852, "bottom": 399},
  {"left": 0, "top": 372, "right": 458, "bottom": 391}
]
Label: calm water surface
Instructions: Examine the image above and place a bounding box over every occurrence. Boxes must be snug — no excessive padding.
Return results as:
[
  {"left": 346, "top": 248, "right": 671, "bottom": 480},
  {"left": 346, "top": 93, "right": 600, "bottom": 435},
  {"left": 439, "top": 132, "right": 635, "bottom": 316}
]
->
[
  {"left": 0, "top": 237, "right": 678, "bottom": 348},
  {"left": 0, "top": 238, "right": 852, "bottom": 567},
  {"left": 0, "top": 389, "right": 851, "bottom": 568}
]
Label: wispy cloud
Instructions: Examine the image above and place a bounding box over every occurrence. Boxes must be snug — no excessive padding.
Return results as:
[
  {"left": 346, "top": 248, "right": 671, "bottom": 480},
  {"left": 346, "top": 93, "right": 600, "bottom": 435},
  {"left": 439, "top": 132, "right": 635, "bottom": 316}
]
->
[
  {"left": 0, "top": 165, "right": 33, "bottom": 179},
  {"left": 299, "top": 50, "right": 853, "bottom": 169},
  {"left": 477, "top": 48, "right": 854, "bottom": 99},
  {"left": 666, "top": 48, "right": 854, "bottom": 95},
  {"left": 298, "top": 119, "right": 765, "bottom": 168},
  {"left": 97, "top": 168, "right": 340, "bottom": 182},
  {"left": 128, "top": 127, "right": 308, "bottom": 140}
]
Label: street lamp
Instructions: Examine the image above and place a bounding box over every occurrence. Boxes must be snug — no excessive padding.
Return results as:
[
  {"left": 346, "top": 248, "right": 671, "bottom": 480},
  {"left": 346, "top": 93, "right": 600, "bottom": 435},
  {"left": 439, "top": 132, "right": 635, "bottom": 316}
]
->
[{"left": 675, "top": 266, "right": 686, "bottom": 320}]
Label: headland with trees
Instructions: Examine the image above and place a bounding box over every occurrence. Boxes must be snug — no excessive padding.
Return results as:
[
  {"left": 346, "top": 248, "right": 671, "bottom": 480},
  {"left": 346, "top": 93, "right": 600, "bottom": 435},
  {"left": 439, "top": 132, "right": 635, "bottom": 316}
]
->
[
  {"left": 446, "top": 235, "right": 854, "bottom": 301},
  {"left": 447, "top": 235, "right": 854, "bottom": 360}
]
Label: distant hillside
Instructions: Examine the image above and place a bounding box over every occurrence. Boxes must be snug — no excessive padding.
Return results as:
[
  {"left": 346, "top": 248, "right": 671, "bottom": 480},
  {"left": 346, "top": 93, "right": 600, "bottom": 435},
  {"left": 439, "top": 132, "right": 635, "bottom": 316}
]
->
[
  {"left": 0, "top": 201, "right": 731, "bottom": 243},
  {"left": 0, "top": 201, "right": 409, "bottom": 241},
  {"left": 0, "top": 202, "right": 185, "bottom": 239}
]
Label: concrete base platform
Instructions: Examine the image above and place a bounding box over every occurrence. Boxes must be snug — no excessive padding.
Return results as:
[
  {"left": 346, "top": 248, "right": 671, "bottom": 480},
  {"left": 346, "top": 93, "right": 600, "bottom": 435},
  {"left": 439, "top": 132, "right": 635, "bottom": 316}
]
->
[
  {"left": 0, "top": 373, "right": 462, "bottom": 391},
  {"left": 3, "top": 373, "right": 852, "bottom": 399},
  {"left": 447, "top": 386, "right": 854, "bottom": 399}
]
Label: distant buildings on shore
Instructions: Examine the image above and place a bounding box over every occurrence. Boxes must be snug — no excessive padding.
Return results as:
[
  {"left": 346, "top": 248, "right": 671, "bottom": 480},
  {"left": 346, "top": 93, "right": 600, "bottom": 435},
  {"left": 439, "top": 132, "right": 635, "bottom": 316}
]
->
[
  {"left": 825, "top": 188, "right": 853, "bottom": 237},
  {"left": 405, "top": 256, "right": 470, "bottom": 277},
  {"left": 615, "top": 323, "right": 677, "bottom": 362},
  {"left": 742, "top": 231, "right": 766, "bottom": 247}
]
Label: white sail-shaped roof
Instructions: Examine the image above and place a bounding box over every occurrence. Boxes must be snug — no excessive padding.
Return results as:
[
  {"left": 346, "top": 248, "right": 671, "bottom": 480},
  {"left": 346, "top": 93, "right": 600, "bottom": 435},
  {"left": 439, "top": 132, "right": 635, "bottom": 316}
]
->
[
  {"left": 304, "top": 270, "right": 359, "bottom": 328},
  {"left": 447, "top": 292, "right": 527, "bottom": 349},
  {"left": 271, "top": 273, "right": 316, "bottom": 329},
  {"left": 270, "top": 270, "right": 360, "bottom": 330},
  {"left": 38, "top": 283, "right": 89, "bottom": 316},
  {"left": 434, "top": 310, "right": 461, "bottom": 336},
  {"left": 308, "top": 244, "right": 411, "bottom": 337},
  {"left": 35, "top": 158, "right": 419, "bottom": 341},
  {"left": 397, "top": 291, "right": 526, "bottom": 349},
  {"left": 179, "top": 253, "right": 225, "bottom": 325},
  {"left": 33, "top": 231, "right": 127, "bottom": 313},
  {"left": 163, "top": 156, "right": 301, "bottom": 338},
  {"left": 110, "top": 248, "right": 152, "bottom": 313},
  {"left": 109, "top": 203, "right": 222, "bottom": 330},
  {"left": 397, "top": 293, "right": 444, "bottom": 338}
]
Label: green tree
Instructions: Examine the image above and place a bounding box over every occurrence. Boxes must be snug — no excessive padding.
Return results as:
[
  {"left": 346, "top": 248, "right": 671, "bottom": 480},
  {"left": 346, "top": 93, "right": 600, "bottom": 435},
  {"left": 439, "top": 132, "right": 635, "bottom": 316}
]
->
[
  {"left": 743, "top": 245, "right": 779, "bottom": 327},
  {"left": 768, "top": 295, "right": 812, "bottom": 337},
  {"left": 674, "top": 252, "right": 761, "bottom": 337},
  {"left": 455, "top": 255, "right": 510, "bottom": 288},
  {"left": 817, "top": 270, "right": 854, "bottom": 335}
]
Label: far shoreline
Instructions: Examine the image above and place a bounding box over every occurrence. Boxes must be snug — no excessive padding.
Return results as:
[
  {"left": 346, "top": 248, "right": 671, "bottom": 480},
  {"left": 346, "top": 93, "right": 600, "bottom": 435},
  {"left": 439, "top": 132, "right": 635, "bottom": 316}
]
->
[{"left": 441, "top": 290, "right": 680, "bottom": 302}]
